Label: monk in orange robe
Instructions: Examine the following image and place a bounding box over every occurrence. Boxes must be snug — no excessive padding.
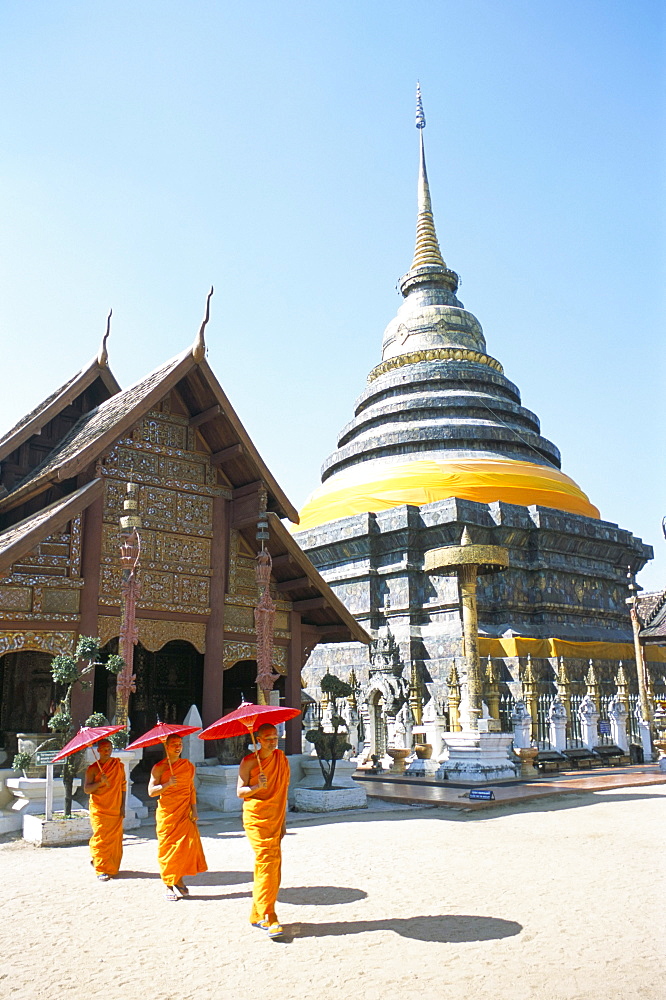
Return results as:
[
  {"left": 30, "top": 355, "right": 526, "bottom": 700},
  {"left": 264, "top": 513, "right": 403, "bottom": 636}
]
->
[
  {"left": 237, "top": 723, "right": 290, "bottom": 937},
  {"left": 148, "top": 734, "right": 207, "bottom": 901},
  {"left": 83, "top": 738, "right": 126, "bottom": 881}
]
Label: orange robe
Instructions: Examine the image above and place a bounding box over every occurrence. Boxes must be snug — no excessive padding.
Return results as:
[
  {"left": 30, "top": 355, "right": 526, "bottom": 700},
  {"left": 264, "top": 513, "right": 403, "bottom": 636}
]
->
[
  {"left": 87, "top": 756, "right": 126, "bottom": 876},
  {"left": 155, "top": 756, "right": 207, "bottom": 886},
  {"left": 242, "top": 748, "right": 290, "bottom": 923}
]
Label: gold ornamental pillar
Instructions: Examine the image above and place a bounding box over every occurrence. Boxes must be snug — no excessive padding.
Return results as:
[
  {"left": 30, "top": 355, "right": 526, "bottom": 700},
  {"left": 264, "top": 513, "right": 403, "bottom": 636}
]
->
[
  {"left": 424, "top": 529, "right": 508, "bottom": 731},
  {"left": 447, "top": 663, "right": 461, "bottom": 732},
  {"left": 615, "top": 662, "right": 629, "bottom": 715},
  {"left": 484, "top": 656, "right": 501, "bottom": 722},
  {"left": 521, "top": 654, "right": 539, "bottom": 741},
  {"left": 556, "top": 656, "right": 573, "bottom": 742}
]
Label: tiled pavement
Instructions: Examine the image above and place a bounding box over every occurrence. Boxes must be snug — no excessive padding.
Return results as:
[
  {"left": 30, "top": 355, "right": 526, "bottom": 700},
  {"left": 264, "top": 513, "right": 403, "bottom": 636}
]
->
[{"left": 355, "top": 763, "right": 666, "bottom": 810}]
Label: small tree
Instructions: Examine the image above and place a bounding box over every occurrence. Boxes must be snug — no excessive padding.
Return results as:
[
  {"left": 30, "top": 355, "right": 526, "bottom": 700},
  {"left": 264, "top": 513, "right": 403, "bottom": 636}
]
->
[
  {"left": 305, "top": 672, "right": 353, "bottom": 790},
  {"left": 46, "top": 637, "right": 124, "bottom": 817}
]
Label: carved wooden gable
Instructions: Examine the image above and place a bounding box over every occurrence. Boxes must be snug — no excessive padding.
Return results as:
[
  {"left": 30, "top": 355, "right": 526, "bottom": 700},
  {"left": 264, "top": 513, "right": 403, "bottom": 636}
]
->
[
  {"left": 0, "top": 518, "right": 83, "bottom": 620},
  {"left": 99, "top": 394, "right": 229, "bottom": 616}
]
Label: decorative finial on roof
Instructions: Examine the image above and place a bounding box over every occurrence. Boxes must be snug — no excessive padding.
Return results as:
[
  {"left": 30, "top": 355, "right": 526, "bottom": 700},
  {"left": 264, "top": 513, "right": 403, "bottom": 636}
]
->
[
  {"left": 415, "top": 81, "right": 426, "bottom": 129},
  {"left": 461, "top": 527, "right": 473, "bottom": 546},
  {"left": 411, "top": 82, "right": 446, "bottom": 271},
  {"left": 97, "top": 310, "right": 112, "bottom": 367},
  {"left": 192, "top": 286, "right": 214, "bottom": 363}
]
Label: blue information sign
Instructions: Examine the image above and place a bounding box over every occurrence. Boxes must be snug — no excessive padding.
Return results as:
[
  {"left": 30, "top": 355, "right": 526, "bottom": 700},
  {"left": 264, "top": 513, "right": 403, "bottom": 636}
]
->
[
  {"left": 597, "top": 721, "right": 611, "bottom": 735},
  {"left": 468, "top": 788, "right": 495, "bottom": 800}
]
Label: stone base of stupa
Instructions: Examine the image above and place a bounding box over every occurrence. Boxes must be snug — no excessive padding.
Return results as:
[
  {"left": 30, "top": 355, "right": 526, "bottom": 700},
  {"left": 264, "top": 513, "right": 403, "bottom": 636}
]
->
[{"left": 437, "top": 731, "right": 518, "bottom": 783}]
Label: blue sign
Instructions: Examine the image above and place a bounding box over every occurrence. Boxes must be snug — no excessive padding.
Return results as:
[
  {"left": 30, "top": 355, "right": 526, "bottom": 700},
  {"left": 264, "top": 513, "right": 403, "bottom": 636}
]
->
[
  {"left": 468, "top": 788, "right": 495, "bottom": 800},
  {"left": 598, "top": 721, "right": 611, "bottom": 735}
]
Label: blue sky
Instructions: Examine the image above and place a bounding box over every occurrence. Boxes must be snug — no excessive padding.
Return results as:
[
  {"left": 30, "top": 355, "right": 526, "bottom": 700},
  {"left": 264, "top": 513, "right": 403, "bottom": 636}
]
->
[{"left": 0, "top": 0, "right": 664, "bottom": 589}]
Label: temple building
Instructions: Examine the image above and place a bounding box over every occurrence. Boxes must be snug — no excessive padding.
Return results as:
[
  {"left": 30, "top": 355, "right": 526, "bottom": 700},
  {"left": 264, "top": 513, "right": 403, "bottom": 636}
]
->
[
  {"left": 294, "top": 89, "right": 664, "bottom": 754},
  {"left": 0, "top": 310, "right": 368, "bottom": 759}
]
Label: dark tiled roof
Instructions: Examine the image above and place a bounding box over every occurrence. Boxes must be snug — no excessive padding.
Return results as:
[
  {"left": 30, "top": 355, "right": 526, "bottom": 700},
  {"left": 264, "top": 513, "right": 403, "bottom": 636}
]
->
[
  {"left": 1, "top": 353, "right": 189, "bottom": 508},
  {"left": 0, "top": 359, "right": 120, "bottom": 465},
  {"left": 0, "top": 372, "right": 81, "bottom": 449},
  {"left": 636, "top": 590, "right": 665, "bottom": 625},
  {"left": 639, "top": 588, "right": 666, "bottom": 642}
]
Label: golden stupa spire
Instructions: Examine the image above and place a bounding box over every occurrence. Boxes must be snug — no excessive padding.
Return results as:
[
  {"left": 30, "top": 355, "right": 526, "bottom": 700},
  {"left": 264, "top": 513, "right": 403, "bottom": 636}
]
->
[{"left": 410, "top": 82, "right": 446, "bottom": 271}]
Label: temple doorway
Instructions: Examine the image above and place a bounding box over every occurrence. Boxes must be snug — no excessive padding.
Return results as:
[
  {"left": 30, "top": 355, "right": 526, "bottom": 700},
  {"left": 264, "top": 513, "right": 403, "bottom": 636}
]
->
[
  {"left": 96, "top": 638, "right": 204, "bottom": 747},
  {"left": 0, "top": 650, "right": 55, "bottom": 754}
]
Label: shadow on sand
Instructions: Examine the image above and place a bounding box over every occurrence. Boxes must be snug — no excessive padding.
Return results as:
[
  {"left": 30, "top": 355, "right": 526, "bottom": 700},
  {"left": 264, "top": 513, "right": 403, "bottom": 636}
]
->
[
  {"left": 278, "top": 885, "right": 367, "bottom": 905},
  {"left": 274, "top": 914, "right": 522, "bottom": 944}
]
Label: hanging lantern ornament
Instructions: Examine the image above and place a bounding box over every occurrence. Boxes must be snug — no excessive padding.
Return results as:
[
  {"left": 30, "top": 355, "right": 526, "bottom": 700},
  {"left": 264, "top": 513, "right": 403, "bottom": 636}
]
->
[{"left": 254, "top": 517, "right": 279, "bottom": 699}]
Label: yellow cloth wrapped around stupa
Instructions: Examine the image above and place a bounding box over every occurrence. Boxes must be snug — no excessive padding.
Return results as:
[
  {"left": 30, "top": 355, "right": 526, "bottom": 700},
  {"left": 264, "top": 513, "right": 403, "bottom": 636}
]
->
[{"left": 298, "top": 457, "right": 599, "bottom": 532}]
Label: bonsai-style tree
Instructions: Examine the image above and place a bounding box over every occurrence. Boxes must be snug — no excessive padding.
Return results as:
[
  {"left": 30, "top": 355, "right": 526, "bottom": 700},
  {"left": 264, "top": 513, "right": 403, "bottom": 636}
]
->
[
  {"left": 12, "top": 637, "right": 124, "bottom": 817},
  {"left": 305, "top": 672, "right": 353, "bottom": 790}
]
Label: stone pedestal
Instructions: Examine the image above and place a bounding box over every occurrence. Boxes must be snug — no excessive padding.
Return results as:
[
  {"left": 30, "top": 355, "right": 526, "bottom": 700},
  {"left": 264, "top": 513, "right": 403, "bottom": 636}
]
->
[
  {"left": 6, "top": 776, "right": 81, "bottom": 817},
  {"left": 23, "top": 810, "right": 92, "bottom": 846},
  {"left": 297, "top": 757, "right": 358, "bottom": 789},
  {"left": 293, "top": 784, "right": 367, "bottom": 812},
  {"left": 608, "top": 696, "right": 629, "bottom": 753},
  {"left": 195, "top": 763, "right": 242, "bottom": 814},
  {"left": 578, "top": 695, "right": 599, "bottom": 750},
  {"left": 548, "top": 698, "right": 568, "bottom": 751},
  {"left": 405, "top": 745, "right": 440, "bottom": 776},
  {"left": 437, "top": 731, "right": 518, "bottom": 783},
  {"left": 636, "top": 718, "right": 653, "bottom": 763}
]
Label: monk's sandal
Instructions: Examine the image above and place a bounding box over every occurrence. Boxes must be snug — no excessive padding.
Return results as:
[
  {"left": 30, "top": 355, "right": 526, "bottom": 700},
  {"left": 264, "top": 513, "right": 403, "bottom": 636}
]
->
[
  {"left": 165, "top": 886, "right": 179, "bottom": 901},
  {"left": 267, "top": 921, "right": 284, "bottom": 939}
]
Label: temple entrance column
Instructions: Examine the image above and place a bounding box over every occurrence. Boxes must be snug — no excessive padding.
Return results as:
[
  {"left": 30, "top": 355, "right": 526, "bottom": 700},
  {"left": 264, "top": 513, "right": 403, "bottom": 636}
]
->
[
  {"left": 285, "top": 610, "right": 302, "bottom": 755},
  {"left": 203, "top": 494, "right": 228, "bottom": 727}
]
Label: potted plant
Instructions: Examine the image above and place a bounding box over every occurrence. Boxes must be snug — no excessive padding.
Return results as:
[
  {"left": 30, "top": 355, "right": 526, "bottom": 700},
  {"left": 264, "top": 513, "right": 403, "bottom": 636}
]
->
[
  {"left": 12, "top": 637, "right": 124, "bottom": 845},
  {"left": 12, "top": 750, "right": 34, "bottom": 778},
  {"left": 45, "top": 636, "right": 124, "bottom": 818},
  {"left": 294, "top": 672, "right": 367, "bottom": 813}
]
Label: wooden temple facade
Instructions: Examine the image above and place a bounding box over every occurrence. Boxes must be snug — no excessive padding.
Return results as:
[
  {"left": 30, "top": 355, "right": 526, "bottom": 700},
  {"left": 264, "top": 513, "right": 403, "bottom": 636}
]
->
[{"left": 0, "top": 324, "right": 369, "bottom": 757}]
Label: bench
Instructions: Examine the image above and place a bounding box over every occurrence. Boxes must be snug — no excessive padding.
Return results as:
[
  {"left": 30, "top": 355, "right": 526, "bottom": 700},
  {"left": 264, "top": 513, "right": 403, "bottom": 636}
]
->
[{"left": 560, "top": 748, "right": 599, "bottom": 769}]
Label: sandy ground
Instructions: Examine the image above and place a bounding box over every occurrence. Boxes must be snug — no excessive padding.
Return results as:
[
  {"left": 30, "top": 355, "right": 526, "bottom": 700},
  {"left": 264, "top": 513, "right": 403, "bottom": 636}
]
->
[{"left": 2, "top": 786, "right": 663, "bottom": 1000}]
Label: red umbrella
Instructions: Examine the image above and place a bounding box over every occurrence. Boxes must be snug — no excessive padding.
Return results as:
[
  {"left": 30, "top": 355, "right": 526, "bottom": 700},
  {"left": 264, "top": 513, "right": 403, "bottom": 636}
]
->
[
  {"left": 52, "top": 725, "right": 125, "bottom": 763},
  {"left": 198, "top": 702, "right": 300, "bottom": 740},
  {"left": 125, "top": 721, "right": 201, "bottom": 751},
  {"left": 198, "top": 701, "right": 300, "bottom": 774},
  {"left": 125, "top": 721, "right": 202, "bottom": 777}
]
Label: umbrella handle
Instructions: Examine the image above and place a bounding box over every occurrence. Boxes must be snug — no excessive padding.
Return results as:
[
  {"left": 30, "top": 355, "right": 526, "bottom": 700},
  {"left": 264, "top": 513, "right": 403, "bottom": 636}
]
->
[
  {"left": 92, "top": 746, "right": 105, "bottom": 779},
  {"left": 161, "top": 739, "right": 175, "bottom": 779},
  {"left": 243, "top": 721, "right": 264, "bottom": 776}
]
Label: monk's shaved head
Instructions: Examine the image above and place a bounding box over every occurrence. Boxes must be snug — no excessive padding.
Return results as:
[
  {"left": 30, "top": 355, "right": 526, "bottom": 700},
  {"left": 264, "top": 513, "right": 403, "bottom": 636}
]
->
[{"left": 255, "top": 723, "right": 277, "bottom": 737}]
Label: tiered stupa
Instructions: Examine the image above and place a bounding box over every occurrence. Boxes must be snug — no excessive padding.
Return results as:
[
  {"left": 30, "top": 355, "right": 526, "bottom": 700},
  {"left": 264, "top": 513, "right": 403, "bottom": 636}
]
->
[
  {"left": 294, "top": 87, "right": 656, "bottom": 737},
  {"left": 300, "top": 85, "right": 598, "bottom": 531}
]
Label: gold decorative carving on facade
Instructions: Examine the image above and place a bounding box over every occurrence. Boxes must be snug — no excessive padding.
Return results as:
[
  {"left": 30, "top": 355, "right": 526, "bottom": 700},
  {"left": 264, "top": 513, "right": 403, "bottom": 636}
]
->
[
  {"left": 0, "top": 630, "right": 76, "bottom": 657},
  {"left": 40, "top": 589, "right": 80, "bottom": 614},
  {"left": 139, "top": 618, "right": 207, "bottom": 654},
  {"left": 70, "top": 515, "right": 82, "bottom": 577},
  {"left": 367, "top": 346, "right": 503, "bottom": 383},
  {"left": 223, "top": 640, "right": 287, "bottom": 674},
  {"left": 225, "top": 604, "right": 255, "bottom": 630},
  {"left": 0, "top": 586, "right": 32, "bottom": 612},
  {"left": 98, "top": 616, "right": 122, "bottom": 647},
  {"left": 97, "top": 616, "right": 207, "bottom": 653}
]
